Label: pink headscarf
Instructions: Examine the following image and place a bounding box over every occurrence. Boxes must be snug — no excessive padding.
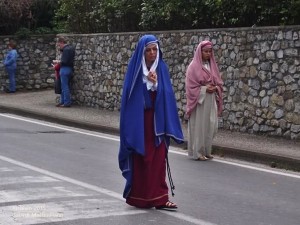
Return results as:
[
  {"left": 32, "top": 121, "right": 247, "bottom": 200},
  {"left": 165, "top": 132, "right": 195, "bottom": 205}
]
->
[{"left": 185, "top": 40, "right": 223, "bottom": 117}]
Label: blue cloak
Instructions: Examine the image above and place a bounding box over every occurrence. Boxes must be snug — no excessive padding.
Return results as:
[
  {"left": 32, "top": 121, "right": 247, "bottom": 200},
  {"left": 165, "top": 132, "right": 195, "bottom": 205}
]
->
[{"left": 118, "top": 35, "right": 184, "bottom": 198}]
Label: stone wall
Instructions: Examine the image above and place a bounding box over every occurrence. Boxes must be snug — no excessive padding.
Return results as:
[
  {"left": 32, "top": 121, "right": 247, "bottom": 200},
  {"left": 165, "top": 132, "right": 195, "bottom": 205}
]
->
[
  {"left": 0, "top": 26, "right": 299, "bottom": 139},
  {"left": 67, "top": 27, "right": 300, "bottom": 139},
  {"left": 0, "top": 35, "right": 56, "bottom": 91}
]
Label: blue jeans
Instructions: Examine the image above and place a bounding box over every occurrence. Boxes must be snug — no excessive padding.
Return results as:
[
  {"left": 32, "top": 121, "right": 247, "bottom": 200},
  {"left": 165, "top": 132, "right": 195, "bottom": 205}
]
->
[
  {"left": 6, "top": 67, "right": 16, "bottom": 92},
  {"left": 59, "top": 67, "right": 72, "bottom": 105}
]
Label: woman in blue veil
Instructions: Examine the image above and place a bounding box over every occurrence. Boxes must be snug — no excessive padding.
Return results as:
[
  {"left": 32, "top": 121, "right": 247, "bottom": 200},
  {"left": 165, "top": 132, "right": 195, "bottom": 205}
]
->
[{"left": 118, "top": 34, "right": 184, "bottom": 209}]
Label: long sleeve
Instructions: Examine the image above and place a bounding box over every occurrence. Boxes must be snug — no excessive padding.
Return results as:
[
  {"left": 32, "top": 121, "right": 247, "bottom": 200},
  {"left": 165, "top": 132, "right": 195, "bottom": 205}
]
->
[
  {"left": 4, "top": 50, "right": 17, "bottom": 67},
  {"left": 60, "top": 45, "right": 75, "bottom": 68}
]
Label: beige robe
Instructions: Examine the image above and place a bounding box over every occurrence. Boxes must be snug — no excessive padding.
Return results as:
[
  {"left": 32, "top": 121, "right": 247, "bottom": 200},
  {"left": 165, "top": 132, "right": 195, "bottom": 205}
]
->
[{"left": 187, "top": 86, "right": 218, "bottom": 159}]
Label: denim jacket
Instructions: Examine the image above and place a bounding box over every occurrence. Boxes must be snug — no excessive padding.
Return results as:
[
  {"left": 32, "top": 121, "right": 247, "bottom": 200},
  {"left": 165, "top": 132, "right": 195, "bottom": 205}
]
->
[{"left": 4, "top": 49, "right": 18, "bottom": 69}]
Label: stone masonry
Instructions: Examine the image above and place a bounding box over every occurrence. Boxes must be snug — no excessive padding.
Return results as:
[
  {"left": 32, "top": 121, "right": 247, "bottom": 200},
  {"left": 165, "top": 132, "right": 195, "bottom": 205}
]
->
[
  {"left": 0, "top": 35, "right": 56, "bottom": 91},
  {"left": 0, "top": 26, "right": 299, "bottom": 139}
]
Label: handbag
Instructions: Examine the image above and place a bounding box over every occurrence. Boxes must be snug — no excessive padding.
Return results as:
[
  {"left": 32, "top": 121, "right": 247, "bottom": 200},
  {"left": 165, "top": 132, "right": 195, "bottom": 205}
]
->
[{"left": 54, "top": 77, "right": 61, "bottom": 94}]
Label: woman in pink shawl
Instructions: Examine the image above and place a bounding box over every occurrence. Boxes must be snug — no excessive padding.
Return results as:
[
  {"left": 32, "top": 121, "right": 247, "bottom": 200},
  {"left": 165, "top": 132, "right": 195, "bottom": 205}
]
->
[{"left": 185, "top": 41, "right": 223, "bottom": 161}]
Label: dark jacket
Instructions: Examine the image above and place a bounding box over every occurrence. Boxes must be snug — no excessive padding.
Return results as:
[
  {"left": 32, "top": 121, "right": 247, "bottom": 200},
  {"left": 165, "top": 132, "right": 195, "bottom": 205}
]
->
[{"left": 61, "top": 45, "right": 75, "bottom": 68}]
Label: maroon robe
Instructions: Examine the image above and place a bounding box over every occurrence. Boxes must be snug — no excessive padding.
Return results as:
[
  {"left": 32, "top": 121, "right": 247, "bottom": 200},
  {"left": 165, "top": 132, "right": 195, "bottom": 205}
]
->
[{"left": 126, "top": 91, "right": 169, "bottom": 208}]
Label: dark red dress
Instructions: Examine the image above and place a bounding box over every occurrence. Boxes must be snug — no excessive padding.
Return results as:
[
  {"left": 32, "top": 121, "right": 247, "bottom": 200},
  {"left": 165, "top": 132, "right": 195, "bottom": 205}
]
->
[{"left": 126, "top": 91, "right": 169, "bottom": 208}]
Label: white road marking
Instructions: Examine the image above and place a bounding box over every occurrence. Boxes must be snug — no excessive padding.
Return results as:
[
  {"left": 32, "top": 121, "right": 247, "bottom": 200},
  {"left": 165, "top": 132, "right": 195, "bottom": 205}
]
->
[
  {"left": 0, "top": 155, "right": 217, "bottom": 225},
  {"left": 2, "top": 113, "right": 300, "bottom": 224},
  {"left": 0, "top": 199, "right": 146, "bottom": 225},
  {"left": 167, "top": 149, "right": 300, "bottom": 179},
  {"left": 0, "top": 155, "right": 123, "bottom": 201},
  {"left": 0, "top": 186, "right": 95, "bottom": 203},
  {"left": 0, "top": 167, "right": 28, "bottom": 172},
  {"left": 162, "top": 211, "right": 217, "bottom": 225},
  {"left": 2, "top": 113, "right": 296, "bottom": 180},
  {"left": 0, "top": 175, "right": 59, "bottom": 185},
  {"left": 0, "top": 114, "right": 119, "bottom": 142},
  {"left": 211, "top": 158, "right": 300, "bottom": 179}
]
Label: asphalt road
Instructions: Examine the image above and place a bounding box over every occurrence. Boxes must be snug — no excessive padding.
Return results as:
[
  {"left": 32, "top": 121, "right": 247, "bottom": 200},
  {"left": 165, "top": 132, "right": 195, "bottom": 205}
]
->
[{"left": 0, "top": 113, "right": 300, "bottom": 225}]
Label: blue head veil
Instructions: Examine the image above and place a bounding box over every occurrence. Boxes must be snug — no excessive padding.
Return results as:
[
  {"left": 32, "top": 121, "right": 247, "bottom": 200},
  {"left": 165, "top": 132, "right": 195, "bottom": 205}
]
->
[{"left": 118, "top": 34, "right": 184, "bottom": 198}]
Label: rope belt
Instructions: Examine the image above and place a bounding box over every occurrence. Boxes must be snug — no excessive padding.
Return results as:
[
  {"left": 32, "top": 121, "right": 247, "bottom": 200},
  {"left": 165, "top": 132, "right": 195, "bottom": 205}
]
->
[{"left": 166, "top": 154, "right": 175, "bottom": 196}]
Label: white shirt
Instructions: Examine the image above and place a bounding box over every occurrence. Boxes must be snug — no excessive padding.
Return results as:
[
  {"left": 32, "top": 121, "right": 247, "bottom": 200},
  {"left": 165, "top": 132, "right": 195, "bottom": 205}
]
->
[{"left": 203, "top": 61, "right": 210, "bottom": 71}]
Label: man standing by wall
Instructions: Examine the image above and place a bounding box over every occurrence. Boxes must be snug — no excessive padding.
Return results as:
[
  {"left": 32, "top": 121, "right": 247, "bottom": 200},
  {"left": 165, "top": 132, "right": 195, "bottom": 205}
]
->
[
  {"left": 4, "top": 40, "right": 18, "bottom": 93},
  {"left": 56, "top": 36, "right": 75, "bottom": 107}
]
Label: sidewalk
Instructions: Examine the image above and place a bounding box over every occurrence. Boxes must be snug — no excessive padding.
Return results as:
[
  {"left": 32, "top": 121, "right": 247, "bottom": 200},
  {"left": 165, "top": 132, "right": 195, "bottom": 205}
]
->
[{"left": 0, "top": 89, "right": 299, "bottom": 171}]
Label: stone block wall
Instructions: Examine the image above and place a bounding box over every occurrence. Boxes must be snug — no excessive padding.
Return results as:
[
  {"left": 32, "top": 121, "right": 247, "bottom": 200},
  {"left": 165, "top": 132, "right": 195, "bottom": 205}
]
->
[
  {"left": 67, "top": 27, "right": 300, "bottom": 139},
  {"left": 0, "top": 26, "right": 299, "bottom": 139},
  {"left": 0, "top": 35, "right": 56, "bottom": 91}
]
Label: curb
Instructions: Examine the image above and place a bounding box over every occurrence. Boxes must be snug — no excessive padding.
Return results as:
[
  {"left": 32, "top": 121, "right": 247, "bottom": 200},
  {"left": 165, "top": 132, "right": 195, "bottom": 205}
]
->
[
  {"left": 213, "top": 145, "right": 300, "bottom": 172},
  {"left": 0, "top": 106, "right": 120, "bottom": 136}
]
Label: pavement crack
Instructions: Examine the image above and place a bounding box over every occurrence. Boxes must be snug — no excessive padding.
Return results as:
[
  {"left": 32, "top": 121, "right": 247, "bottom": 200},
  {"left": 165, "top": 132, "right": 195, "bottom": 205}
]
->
[{"left": 36, "top": 131, "right": 66, "bottom": 134}]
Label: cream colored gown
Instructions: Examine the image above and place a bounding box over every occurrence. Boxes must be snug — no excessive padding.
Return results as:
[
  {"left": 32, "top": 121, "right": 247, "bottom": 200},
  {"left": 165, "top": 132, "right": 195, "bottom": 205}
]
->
[{"left": 187, "top": 63, "right": 218, "bottom": 159}]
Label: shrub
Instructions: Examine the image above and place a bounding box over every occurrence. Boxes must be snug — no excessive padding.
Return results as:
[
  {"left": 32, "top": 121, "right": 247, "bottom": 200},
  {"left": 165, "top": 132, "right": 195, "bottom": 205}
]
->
[{"left": 15, "top": 27, "right": 32, "bottom": 39}]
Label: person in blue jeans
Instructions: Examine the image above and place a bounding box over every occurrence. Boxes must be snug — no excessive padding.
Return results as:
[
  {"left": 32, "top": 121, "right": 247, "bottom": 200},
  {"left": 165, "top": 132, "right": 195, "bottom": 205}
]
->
[
  {"left": 4, "top": 40, "right": 18, "bottom": 93},
  {"left": 56, "top": 36, "right": 75, "bottom": 107}
]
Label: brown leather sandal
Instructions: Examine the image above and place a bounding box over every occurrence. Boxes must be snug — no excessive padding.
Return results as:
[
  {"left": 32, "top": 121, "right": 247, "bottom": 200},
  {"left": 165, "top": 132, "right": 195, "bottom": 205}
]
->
[
  {"left": 197, "top": 155, "right": 208, "bottom": 161},
  {"left": 155, "top": 201, "right": 178, "bottom": 210}
]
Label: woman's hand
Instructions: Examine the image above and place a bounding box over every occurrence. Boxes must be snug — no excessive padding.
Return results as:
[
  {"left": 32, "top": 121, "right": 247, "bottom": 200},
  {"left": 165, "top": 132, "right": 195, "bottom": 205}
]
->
[
  {"left": 206, "top": 84, "right": 217, "bottom": 93},
  {"left": 147, "top": 71, "right": 157, "bottom": 84},
  {"left": 52, "top": 60, "right": 60, "bottom": 65}
]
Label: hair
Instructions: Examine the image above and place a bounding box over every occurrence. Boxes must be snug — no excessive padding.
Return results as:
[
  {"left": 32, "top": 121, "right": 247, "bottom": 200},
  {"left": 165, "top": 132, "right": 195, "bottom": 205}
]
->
[
  {"left": 57, "top": 36, "right": 68, "bottom": 44},
  {"left": 8, "top": 40, "right": 17, "bottom": 49}
]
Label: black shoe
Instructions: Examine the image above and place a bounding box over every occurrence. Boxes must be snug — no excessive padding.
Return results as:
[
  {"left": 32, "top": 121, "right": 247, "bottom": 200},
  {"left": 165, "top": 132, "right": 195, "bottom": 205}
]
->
[
  {"left": 206, "top": 155, "right": 214, "bottom": 159},
  {"left": 61, "top": 104, "right": 71, "bottom": 108},
  {"left": 5, "top": 90, "right": 15, "bottom": 93}
]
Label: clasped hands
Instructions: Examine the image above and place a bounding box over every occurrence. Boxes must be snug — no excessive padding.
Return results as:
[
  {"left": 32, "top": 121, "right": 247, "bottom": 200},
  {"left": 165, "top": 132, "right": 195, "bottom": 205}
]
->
[
  {"left": 51, "top": 59, "right": 60, "bottom": 68},
  {"left": 147, "top": 71, "right": 157, "bottom": 84},
  {"left": 206, "top": 84, "right": 217, "bottom": 93}
]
